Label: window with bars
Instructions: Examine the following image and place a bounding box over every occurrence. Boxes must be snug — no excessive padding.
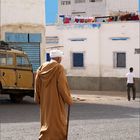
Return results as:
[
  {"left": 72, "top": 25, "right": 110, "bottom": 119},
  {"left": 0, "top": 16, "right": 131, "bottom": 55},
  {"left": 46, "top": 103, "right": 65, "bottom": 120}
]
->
[
  {"left": 113, "top": 52, "right": 126, "bottom": 68},
  {"left": 61, "top": 1, "right": 71, "bottom": 5},
  {"left": 46, "top": 36, "right": 59, "bottom": 44}
]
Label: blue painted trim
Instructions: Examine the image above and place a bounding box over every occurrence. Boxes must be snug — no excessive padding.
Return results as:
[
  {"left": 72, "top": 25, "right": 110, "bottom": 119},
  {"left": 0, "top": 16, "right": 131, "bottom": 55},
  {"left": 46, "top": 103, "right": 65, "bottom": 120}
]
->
[
  {"left": 46, "top": 53, "right": 51, "bottom": 61},
  {"left": 29, "top": 33, "right": 41, "bottom": 43},
  {"left": 110, "top": 37, "right": 130, "bottom": 41},
  {"left": 5, "top": 33, "right": 42, "bottom": 43},
  {"left": 5, "top": 33, "right": 28, "bottom": 42}
]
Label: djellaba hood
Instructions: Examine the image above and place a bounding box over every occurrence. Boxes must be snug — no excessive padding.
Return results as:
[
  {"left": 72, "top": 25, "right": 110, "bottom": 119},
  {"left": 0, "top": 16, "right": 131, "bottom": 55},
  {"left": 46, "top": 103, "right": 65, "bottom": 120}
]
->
[{"left": 37, "top": 61, "right": 60, "bottom": 87}]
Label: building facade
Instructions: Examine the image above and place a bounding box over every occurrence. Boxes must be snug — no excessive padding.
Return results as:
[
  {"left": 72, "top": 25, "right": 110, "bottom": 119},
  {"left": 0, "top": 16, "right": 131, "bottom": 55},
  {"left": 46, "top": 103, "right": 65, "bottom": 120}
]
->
[
  {"left": 58, "top": 0, "right": 139, "bottom": 18},
  {"left": 46, "top": 21, "right": 140, "bottom": 91},
  {"left": 0, "top": 0, "right": 46, "bottom": 71}
]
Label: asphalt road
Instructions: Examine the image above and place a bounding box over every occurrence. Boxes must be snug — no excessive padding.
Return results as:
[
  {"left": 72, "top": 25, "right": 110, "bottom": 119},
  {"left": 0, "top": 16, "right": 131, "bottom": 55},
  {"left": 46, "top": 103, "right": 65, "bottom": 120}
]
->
[{"left": 0, "top": 92, "right": 139, "bottom": 140}]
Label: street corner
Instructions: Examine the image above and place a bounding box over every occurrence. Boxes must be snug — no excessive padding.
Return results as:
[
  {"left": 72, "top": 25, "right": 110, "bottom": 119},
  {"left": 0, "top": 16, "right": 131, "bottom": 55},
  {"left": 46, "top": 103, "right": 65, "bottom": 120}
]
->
[
  {"left": 71, "top": 93, "right": 140, "bottom": 105},
  {"left": 72, "top": 94, "right": 106, "bottom": 103},
  {"left": 72, "top": 95, "right": 87, "bottom": 103}
]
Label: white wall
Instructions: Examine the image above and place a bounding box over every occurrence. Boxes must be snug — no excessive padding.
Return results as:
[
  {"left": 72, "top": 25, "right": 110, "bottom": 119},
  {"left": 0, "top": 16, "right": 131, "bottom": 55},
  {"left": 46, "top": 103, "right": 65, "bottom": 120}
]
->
[
  {"left": 1, "top": 0, "right": 45, "bottom": 25},
  {"left": 100, "top": 22, "right": 140, "bottom": 78},
  {"left": 58, "top": 0, "right": 106, "bottom": 17},
  {"left": 46, "top": 24, "right": 100, "bottom": 77},
  {"left": 87, "top": 1, "right": 106, "bottom": 17},
  {"left": 0, "top": 0, "right": 46, "bottom": 65},
  {"left": 46, "top": 21, "right": 140, "bottom": 78},
  {"left": 61, "top": 27, "right": 100, "bottom": 77},
  {"left": 106, "top": 0, "right": 139, "bottom": 15},
  {"left": 58, "top": 0, "right": 139, "bottom": 18}
]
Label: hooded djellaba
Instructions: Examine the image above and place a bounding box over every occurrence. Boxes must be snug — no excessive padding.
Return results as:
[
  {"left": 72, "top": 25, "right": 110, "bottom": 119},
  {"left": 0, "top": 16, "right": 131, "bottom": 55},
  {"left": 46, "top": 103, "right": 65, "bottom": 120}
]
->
[{"left": 34, "top": 49, "right": 73, "bottom": 140}]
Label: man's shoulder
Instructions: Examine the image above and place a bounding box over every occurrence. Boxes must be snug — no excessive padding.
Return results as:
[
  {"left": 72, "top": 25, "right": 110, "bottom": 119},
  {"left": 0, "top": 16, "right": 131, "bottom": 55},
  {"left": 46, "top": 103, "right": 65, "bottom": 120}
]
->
[
  {"left": 57, "top": 63, "right": 64, "bottom": 70},
  {"left": 42, "top": 61, "right": 50, "bottom": 66}
]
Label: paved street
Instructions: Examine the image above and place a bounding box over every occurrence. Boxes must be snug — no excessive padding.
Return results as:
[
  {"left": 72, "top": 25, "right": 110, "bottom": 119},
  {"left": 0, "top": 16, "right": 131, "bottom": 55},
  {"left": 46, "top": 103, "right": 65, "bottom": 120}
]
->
[{"left": 0, "top": 91, "right": 139, "bottom": 140}]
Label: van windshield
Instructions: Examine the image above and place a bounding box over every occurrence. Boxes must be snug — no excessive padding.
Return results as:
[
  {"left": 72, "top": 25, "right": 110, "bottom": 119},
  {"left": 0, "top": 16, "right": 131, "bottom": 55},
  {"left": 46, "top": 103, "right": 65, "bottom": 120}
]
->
[{"left": 16, "top": 55, "right": 30, "bottom": 67}]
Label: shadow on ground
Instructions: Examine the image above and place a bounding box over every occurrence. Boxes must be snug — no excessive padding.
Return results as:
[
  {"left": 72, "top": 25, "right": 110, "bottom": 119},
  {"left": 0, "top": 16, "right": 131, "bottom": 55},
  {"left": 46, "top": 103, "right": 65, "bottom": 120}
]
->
[
  {"left": 70, "top": 102, "right": 139, "bottom": 120},
  {"left": 0, "top": 96, "right": 139, "bottom": 123}
]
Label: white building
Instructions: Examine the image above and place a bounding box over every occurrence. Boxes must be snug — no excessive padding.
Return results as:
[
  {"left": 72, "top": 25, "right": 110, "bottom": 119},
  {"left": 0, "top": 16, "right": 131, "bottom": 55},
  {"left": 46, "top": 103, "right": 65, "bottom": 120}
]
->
[
  {"left": 0, "top": 0, "right": 46, "bottom": 71},
  {"left": 58, "top": 0, "right": 139, "bottom": 18},
  {"left": 45, "top": 21, "right": 140, "bottom": 91}
]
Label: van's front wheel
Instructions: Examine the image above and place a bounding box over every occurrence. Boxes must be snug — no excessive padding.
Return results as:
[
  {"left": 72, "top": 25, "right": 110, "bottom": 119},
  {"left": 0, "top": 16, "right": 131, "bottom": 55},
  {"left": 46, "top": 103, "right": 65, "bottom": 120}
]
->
[
  {"left": 0, "top": 82, "right": 2, "bottom": 94},
  {"left": 9, "top": 94, "right": 24, "bottom": 103}
]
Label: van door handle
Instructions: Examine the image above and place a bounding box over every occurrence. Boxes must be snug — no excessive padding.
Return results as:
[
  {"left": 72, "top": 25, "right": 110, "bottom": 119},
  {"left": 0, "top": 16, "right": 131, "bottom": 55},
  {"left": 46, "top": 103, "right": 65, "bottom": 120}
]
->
[
  {"left": 18, "top": 74, "right": 21, "bottom": 79},
  {"left": 2, "top": 72, "right": 5, "bottom": 76}
]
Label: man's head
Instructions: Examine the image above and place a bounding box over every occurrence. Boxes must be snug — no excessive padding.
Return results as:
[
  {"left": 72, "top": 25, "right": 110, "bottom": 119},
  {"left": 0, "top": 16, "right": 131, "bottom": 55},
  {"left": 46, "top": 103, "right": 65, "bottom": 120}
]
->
[
  {"left": 50, "top": 49, "right": 64, "bottom": 63},
  {"left": 129, "top": 67, "right": 133, "bottom": 72}
]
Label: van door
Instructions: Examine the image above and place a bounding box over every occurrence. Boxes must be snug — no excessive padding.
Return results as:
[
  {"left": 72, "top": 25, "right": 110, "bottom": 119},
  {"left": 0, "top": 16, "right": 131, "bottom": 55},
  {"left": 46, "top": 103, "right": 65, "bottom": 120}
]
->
[
  {"left": 16, "top": 55, "right": 33, "bottom": 89},
  {"left": 0, "top": 53, "right": 16, "bottom": 89}
]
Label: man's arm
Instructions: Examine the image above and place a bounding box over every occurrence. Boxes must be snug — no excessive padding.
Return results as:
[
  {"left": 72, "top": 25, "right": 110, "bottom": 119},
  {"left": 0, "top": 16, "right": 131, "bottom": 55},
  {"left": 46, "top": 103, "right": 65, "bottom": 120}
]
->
[
  {"left": 133, "top": 77, "right": 135, "bottom": 84},
  {"left": 57, "top": 65, "right": 73, "bottom": 105},
  {"left": 34, "top": 72, "right": 41, "bottom": 104}
]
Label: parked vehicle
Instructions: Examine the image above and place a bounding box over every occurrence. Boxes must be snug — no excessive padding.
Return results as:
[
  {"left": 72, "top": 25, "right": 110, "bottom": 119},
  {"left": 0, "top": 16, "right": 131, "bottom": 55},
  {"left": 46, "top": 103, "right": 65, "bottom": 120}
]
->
[{"left": 0, "top": 41, "right": 34, "bottom": 103}]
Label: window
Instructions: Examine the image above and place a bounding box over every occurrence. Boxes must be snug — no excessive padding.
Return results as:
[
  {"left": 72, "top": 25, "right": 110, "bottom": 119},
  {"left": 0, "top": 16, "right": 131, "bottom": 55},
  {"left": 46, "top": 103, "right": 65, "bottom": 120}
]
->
[
  {"left": 61, "top": 1, "right": 71, "bottom": 5},
  {"left": 0, "top": 54, "right": 6, "bottom": 65},
  {"left": 135, "top": 48, "right": 140, "bottom": 54},
  {"left": 5, "top": 33, "right": 41, "bottom": 43},
  {"left": 72, "top": 52, "right": 84, "bottom": 67},
  {"left": 72, "top": 12, "right": 86, "bottom": 15},
  {"left": 0, "top": 53, "right": 13, "bottom": 65},
  {"left": 7, "top": 54, "right": 13, "bottom": 65},
  {"left": 16, "top": 56, "right": 29, "bottom": 67},
  {"left": 113, "top": 52, "right": 126, "bottom": 68},
  {"left": 69, "top": 38, "right": 87, "bottom": 41},
  {"left": 89, "top": 0, "right": 95, "bottom": 2},
  {"left": 89, "top": 0, "right": 102, "bottom": 2},
  {"left": 46, "top": 36, "right": 59, "bottom": 44},
  {"left": 75, "top": 0, "right": 85, "bottom": 3}
]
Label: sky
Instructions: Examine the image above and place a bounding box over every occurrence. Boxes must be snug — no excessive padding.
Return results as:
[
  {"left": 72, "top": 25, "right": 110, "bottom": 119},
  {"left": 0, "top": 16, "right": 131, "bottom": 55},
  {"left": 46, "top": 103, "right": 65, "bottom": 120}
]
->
[
  {"left": 139, "top": 0, "right": 140, "bottom": 12},
  {"left": 45, "top": 0, "right": 58, "bottom": 24}
]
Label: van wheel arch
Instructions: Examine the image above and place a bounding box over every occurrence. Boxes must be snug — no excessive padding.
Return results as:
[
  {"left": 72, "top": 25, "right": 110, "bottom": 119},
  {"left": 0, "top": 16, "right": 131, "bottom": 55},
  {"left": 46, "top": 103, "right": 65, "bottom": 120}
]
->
[{"left": 9, "top": 94, "right": 24, "bottom": 103}]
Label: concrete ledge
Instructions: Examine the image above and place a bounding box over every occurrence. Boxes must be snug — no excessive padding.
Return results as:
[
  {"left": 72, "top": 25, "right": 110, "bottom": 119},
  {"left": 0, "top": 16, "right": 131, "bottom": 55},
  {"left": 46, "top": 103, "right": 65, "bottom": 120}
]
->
[{"left": 67, "top": 76, "right": 140, "bottom": 92}]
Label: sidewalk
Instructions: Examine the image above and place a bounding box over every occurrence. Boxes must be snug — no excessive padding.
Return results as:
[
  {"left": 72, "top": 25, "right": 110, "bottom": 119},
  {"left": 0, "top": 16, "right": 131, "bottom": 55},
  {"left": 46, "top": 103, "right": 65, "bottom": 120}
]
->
[
  {"left": 71, "top": 90, "right": 140, "bottom": 104},
  {"left": 71, "top": 90, "right": 127, "bottom": 96}
]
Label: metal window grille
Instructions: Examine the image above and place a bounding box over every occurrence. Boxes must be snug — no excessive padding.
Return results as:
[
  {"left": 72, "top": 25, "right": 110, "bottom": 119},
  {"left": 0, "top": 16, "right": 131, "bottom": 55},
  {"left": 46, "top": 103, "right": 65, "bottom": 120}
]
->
[
  {"left": 61, "top": 1, "right": 71, "bottom": 5},
  {"left": 113, "top": 52, "right": 126, "bottom": 68},
  {"left": 46, "top": 36, "right": 59, "bottom": 44}
]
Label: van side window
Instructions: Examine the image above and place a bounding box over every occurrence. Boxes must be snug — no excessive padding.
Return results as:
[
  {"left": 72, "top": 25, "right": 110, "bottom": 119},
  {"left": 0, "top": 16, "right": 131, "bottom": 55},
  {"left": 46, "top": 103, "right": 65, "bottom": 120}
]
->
[
  {"left": 0, "top": 54, "right": 6, "bottom": 65},
  {"left": 0, "top": 53, "right": 13, "bottom": 65},
  {"left": 16, "top": 56, "right": 29, "bottom": 67},
  {"left": 7, "top": 54, "right": 13, "bottom": 65}
]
